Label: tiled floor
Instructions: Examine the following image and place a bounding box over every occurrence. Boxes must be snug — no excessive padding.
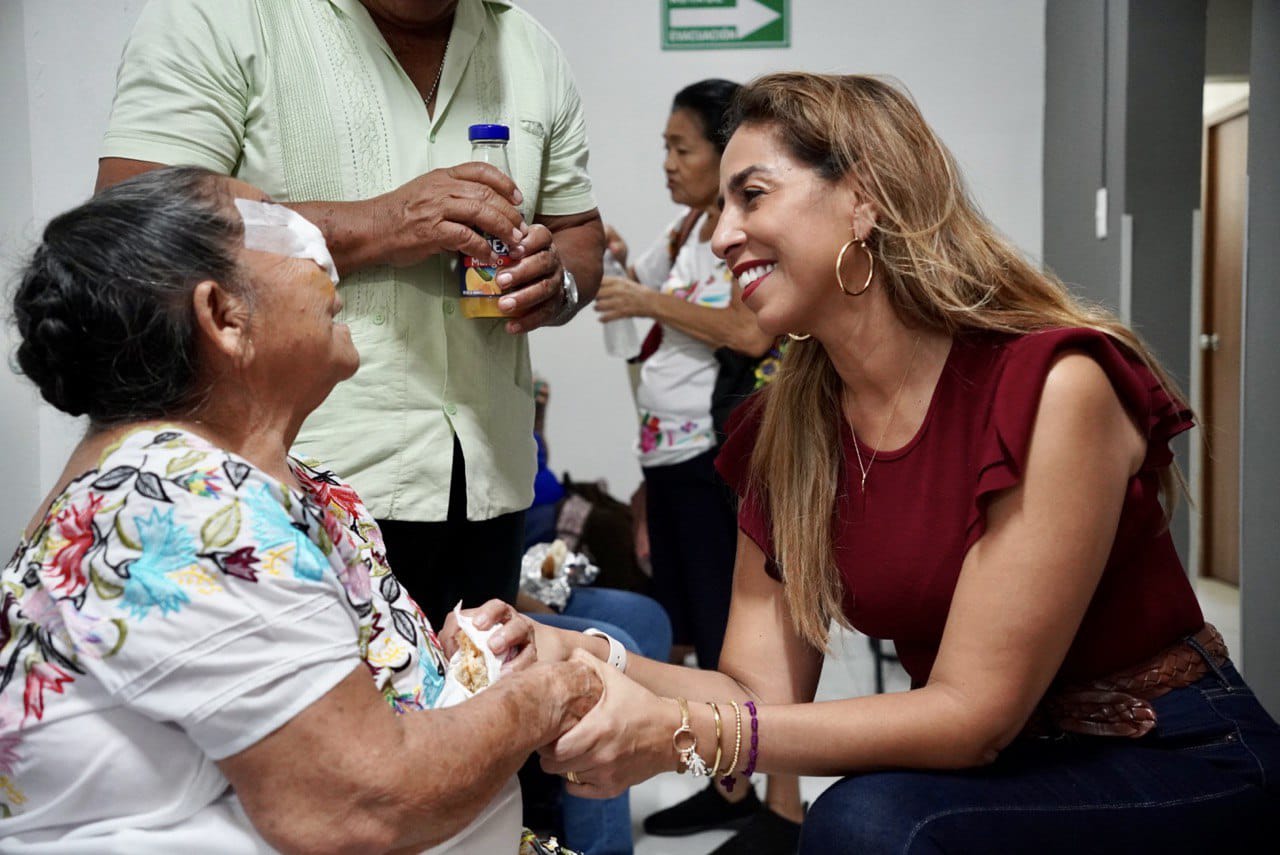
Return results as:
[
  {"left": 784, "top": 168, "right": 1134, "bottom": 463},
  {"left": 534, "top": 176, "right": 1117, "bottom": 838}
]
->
[{"left": 628, "top": 579, "right": 1241, "bottom": 855}]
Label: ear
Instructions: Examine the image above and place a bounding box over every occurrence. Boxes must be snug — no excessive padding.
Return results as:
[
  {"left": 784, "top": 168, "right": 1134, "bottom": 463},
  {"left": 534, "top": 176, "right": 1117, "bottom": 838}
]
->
[
  {"left": 839, "top": 171, "right": 879, "bottom": 241},
  {"left": 191, "top": 280, "right": 252, "bottom": 364},
  {"left": 850, "top": 195, "right": 880, "bottom": 243}
]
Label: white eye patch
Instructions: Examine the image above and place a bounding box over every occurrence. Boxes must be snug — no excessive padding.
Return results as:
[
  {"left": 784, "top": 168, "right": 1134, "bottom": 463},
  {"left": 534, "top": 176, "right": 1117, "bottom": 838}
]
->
[{"left": 234, "top": 198, "right": 339, "bottom": 284}]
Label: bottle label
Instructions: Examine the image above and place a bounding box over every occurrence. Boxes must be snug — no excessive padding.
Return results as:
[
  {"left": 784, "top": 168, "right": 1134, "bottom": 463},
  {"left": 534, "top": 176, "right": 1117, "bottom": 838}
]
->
[{"left": 459, "top": 233, "right": 511, "bottom": 298}]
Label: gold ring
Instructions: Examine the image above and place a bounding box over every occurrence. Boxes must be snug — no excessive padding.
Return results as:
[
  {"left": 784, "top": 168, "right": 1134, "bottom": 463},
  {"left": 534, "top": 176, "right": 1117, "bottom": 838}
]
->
[{"left": 566, "top": 771, "right": 581, "bottom": 785}]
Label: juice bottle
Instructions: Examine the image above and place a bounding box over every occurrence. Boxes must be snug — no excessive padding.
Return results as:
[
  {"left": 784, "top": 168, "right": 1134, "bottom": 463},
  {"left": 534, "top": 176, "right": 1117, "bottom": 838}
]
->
[{"left": 459, "top": 123, "right": 516, "bottom": 319}]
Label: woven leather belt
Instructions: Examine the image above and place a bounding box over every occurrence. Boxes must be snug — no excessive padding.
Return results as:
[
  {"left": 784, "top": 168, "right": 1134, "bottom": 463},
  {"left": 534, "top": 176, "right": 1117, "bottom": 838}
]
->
[{"left": 1026, "top": 624, "right": 1228, "bottom": 739}]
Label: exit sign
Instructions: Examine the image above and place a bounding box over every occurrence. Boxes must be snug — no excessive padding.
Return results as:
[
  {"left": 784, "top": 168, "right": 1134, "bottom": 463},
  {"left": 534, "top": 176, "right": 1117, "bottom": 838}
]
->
[{"left": 661, "top": 0, "right": 789, "bottom": 51}]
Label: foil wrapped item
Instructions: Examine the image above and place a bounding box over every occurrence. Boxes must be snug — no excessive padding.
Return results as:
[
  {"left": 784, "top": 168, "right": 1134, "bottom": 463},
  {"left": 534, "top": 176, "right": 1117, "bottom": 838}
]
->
[{"left": 519, "top": 538, "right": 599, "bottom": 611}]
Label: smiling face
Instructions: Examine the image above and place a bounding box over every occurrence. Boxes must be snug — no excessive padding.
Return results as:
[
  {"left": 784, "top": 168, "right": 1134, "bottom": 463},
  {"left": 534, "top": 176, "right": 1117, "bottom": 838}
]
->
[
  {"left": 224, "top": 178, "right": 359, "bottom": 406},
  {"left": 663, "top": 108, "right": 722, "bottom": 210},
  {"left": 712, "top": 123, "right": 866, "bottom": 337}
]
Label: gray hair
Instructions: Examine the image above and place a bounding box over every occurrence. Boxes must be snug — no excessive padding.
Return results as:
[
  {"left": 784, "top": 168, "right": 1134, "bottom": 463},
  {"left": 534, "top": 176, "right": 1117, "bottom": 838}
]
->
[{"left": 11, "top": 166, "right": 246, "bottom": 424}]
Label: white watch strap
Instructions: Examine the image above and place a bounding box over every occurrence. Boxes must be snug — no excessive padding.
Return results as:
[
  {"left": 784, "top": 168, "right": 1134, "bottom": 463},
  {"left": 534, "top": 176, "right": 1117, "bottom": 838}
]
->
[{"left": 583, "top": 628, "right": 628, "bottom": 673}]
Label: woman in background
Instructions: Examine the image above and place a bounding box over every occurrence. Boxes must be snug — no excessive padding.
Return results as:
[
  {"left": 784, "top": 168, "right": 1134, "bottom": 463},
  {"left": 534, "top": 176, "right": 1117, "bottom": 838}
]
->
[{"left": 594, "top": 79, "right": 802, "bottom": 853}]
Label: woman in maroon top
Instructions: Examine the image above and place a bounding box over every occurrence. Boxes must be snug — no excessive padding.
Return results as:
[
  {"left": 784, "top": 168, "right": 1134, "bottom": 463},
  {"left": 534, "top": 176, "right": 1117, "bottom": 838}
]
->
[{"left": 531, "top": 72, "right": 1279, "bottom": 851}]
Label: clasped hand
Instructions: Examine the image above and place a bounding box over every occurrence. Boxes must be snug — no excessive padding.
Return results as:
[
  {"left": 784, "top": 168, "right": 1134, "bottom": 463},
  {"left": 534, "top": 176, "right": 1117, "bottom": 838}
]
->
[
  {"left": 540, "top": 651, "right": 677, "bottom": 799},
  {"left": 379, "top": 162, "right": 570, "bottom": 333},
  {"left": 441, "top": 606, "right": 672, "bottom": 795},
  {"left": 441, "top": 600, "right": 603, "bottom": 741},
  {"left": 439, "top": 598, "right": 540, "bottom": 674}
]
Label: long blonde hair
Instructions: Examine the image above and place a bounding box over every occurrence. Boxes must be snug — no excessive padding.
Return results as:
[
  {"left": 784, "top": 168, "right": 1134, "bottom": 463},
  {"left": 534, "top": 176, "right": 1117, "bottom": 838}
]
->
[{"left": 733, "top": 73, "right": 1189, "bottom": 651}]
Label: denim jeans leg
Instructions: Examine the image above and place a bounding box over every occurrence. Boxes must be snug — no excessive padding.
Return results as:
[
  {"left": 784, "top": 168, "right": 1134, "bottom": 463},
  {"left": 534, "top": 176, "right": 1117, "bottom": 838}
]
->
[
  {"left": 562, "top": 788, "right": 634, "bottom": 855},
  {"left": 562, "top": 587, "right": 673, "bottom": 663},
  {"left": 799, "top": 671, "right": 1279, "bottom": 854},
  {"left": 532, "top": 612, "right": 641, "bottom": 657}
]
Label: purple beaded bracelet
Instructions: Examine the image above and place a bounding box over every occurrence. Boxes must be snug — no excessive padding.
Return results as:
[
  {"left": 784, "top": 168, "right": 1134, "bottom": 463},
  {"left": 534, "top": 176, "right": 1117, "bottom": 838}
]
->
[{"left": 741, "top": 701, "right": 759, "bottom": 779}]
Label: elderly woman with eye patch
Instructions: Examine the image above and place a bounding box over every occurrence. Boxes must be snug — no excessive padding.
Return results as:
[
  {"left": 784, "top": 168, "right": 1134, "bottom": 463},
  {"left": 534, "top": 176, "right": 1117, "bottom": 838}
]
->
[{"left": 0, "top": 166, "right": 601, "bottom": 854}]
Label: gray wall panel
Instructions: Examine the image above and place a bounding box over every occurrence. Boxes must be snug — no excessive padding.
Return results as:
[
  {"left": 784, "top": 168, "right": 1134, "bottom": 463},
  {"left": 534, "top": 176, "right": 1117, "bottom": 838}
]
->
[
  {"left": 1045, "top": 0, "right": 1205, "bottom": 560},
  {"left": 1124, "top": 1, "right": 1206, "bottom": 557},
  {"left": 1241, "top": 0, "right": 1280, "bottom": 715},
  {"left": 1043, "top": 0, "right": 1125, "bottom": 306}
]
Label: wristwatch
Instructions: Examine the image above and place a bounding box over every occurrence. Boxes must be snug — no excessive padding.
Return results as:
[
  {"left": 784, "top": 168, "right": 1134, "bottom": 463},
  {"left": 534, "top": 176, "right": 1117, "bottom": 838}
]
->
[{"left": 551, "top": 269, "right": 579, "bottom": 326}]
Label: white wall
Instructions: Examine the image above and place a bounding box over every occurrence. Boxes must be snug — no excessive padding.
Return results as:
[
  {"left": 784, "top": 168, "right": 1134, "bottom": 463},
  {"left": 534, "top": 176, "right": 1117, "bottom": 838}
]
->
[
  {"left": 524, "top": 0, "right": 1046, "bottom": 497},
  {"left": 2, "top": 0, "right": 1045, "bottom": 518},
  {"left": 22, "top": 1, "right": 151, "bottom": 493},
  {"left": 0, "top": 0, "right": 42, "bottom": 544}
]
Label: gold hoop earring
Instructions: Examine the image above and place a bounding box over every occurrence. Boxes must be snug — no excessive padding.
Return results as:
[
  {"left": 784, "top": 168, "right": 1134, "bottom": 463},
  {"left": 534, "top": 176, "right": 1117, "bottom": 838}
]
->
[
  {"left": 787, "top": 332, "right": 811, "bottom": 341},
  {"left": 836, "top": 238, "right": 874, "bottom": 297}
]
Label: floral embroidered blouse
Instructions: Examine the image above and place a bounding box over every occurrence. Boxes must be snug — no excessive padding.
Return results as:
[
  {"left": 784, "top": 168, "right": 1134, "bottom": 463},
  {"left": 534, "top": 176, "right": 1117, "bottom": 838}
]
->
[
  {"left": 631, "top": 211, "right": 736, "bottom": 467},
  {"left": 0, "top": 427, "right": 448, "bottom": 848}
]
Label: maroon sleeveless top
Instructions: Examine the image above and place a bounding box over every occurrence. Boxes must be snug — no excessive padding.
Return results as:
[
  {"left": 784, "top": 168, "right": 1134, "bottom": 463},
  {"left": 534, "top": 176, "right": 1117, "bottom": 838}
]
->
[{"left": 715, "top": 328, "right": 1204, "bottom": 685}]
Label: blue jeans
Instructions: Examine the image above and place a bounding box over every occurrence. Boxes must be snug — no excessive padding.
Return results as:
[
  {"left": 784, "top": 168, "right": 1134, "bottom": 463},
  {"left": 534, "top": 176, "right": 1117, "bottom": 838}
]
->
[
  {"left": 800, "top": 659, "right": 1279, "bottom": 853},
  {"left": 533, "top": 588, "right": 673, "bottom": 855},
  {"left": 547, "top": 586, "right": 673, "bottom": 663}
]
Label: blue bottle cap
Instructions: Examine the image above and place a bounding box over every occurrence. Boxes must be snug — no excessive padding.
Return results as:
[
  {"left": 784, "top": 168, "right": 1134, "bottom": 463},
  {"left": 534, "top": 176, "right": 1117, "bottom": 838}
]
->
[{"left": 468, "top": 123, "right": 510, "bottom": 142}]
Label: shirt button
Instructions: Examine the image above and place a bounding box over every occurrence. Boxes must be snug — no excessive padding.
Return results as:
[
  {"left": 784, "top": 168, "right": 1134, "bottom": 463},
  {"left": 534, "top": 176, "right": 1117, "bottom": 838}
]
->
[
  {"left": 445, "top": 402, "right": 457, "bottom": 416},
  {"left": 444, "top": 300, "right": 455, "bottom": 315},
  {"left": 373, "top": 312, "right": 386, "bottom": 325}
]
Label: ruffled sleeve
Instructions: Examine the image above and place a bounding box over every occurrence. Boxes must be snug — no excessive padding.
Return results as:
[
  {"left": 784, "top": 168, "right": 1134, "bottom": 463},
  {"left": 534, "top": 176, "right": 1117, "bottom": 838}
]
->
[
  {"left": 966, "top": 328, "right": 1193, "bottom": 548},
  {"left": 715, "top": 395, "right": 781, "bottom": 579}
]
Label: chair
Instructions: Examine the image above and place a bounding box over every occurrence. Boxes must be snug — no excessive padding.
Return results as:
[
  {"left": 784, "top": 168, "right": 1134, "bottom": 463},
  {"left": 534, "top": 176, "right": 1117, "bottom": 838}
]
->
[{"left": 868, "top": 637, "right": 900, "bottom": 695}]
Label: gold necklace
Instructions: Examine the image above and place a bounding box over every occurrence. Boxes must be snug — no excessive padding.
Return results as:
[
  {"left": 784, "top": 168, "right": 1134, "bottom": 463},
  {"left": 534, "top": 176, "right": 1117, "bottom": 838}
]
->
[
  {"left": 423, "top": 38, "right": 449, "bottom": 114},
  {"left": 847, "top": 335, "right": 922, "bottom": 494}
]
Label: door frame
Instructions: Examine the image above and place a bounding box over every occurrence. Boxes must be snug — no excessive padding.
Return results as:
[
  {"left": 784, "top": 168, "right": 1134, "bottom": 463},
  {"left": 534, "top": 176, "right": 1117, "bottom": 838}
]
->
[{"left": 1194, "top": 95, "right": 1249, "bottom": 581}]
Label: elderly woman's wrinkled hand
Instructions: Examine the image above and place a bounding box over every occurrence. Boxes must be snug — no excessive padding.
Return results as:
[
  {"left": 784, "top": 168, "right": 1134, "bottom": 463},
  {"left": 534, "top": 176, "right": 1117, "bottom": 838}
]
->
[
  {"left": 539, "top": 650, "right": 676, "bottom": 798},
  {"left": 594, "top": 276, "right": 651, "bottom": 322},
  {"left": 441, "top": 599, "right": 543, "bottom": 675},
  {"left": 516, "top": 656, "right": 605, "bottom": 749}
]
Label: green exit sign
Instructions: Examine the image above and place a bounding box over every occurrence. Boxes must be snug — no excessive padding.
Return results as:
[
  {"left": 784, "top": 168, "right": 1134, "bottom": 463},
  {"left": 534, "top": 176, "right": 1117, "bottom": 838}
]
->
[{"left": 661, "top": 0, "right": 789, "bottom": 51}]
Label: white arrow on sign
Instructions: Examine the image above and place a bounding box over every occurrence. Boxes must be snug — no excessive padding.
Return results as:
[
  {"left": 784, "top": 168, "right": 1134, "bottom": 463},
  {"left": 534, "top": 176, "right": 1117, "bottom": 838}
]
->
[{"left": 670, "top": 0, "right": 781, "bottom": 39}]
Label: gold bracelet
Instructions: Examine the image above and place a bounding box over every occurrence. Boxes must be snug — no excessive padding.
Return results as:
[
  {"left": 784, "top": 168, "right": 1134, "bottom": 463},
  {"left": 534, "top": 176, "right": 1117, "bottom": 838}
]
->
[
  {"left": 722, "top": 700, "right": 743, "bottom": 779},
  {"left": 672, "top": 697, "right": 710, "bottom": 776},
  {"left": 708, "top": 702, "right": 724, "bottom": 777}
]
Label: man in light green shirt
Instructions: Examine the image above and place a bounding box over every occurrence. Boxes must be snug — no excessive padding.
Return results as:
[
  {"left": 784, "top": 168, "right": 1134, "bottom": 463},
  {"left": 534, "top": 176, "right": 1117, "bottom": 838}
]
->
[{"left": 97, "top": 0, "right": 605, "bottom": 626}]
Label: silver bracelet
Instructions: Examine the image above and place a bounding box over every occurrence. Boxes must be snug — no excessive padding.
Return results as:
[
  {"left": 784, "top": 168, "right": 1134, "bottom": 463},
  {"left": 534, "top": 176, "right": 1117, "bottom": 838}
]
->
[{"left": 583, "top": 627, "right": 627, "bottom": 672}]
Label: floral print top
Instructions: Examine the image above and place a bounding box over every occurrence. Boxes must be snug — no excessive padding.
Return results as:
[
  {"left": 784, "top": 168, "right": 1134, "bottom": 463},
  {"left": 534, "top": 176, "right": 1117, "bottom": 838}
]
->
[
  {"left": 0, "top": 427, "right": 446, "bottom": 847},
  {"left": 634, "top": 213, "right": 736, "bottom": 468}
]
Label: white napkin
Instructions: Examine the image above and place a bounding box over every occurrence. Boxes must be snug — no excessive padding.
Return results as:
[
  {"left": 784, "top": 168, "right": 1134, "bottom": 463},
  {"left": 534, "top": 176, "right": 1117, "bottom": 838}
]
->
[{"left": 436, "top": 603, "right": 506, "bottom": 708}]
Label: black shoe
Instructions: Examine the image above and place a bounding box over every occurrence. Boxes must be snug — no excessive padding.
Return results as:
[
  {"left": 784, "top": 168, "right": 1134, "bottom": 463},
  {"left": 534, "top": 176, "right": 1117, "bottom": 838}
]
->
[
  {"left": 708, "top": 806, "right": 803, "bottom": 855},
  {"left": 642, "top": 782, "right": 763, "bottom": 837}
]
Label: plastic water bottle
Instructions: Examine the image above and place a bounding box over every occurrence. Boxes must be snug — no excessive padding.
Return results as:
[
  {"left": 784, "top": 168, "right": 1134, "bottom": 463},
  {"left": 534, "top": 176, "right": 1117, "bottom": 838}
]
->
[
  {"left": 459, "top": 124, "right": 515, "bottom": 319},
  {"left": 601, "top": 248, "right": 640, "bottom": 358}
]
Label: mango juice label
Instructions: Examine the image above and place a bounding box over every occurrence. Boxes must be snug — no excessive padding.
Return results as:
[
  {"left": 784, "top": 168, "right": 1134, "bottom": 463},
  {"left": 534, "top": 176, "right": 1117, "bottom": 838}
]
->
[{"left": 459, "top": 233, "right": 511, "bottom": 298}]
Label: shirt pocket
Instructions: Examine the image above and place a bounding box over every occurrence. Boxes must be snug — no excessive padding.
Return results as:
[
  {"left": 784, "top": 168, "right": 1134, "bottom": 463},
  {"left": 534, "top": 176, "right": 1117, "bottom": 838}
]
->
[
  {"left": 339, "top": 269, "right": 398, "bottom": 343},
  {"left": 512, "top": 116, "right": 547, "bottom": 220}
]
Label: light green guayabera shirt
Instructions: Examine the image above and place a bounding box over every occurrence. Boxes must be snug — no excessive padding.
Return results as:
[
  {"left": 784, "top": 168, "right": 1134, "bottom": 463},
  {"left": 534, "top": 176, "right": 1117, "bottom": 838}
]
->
[{"left": 102, "top": 0, "right": 596, "bottom": 521}]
